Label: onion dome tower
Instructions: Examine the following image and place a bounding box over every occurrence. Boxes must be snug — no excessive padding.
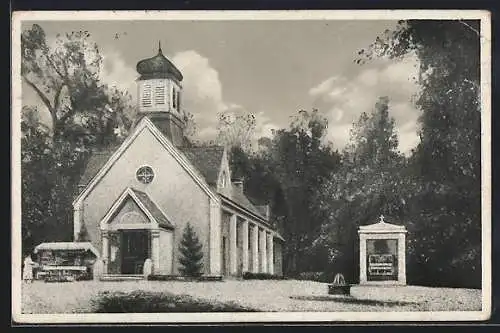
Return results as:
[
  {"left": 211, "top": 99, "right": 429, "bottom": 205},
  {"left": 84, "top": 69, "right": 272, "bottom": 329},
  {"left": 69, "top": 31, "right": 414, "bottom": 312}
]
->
[{"left": 133, "top": 42, "right": 186, "bottom": 146}]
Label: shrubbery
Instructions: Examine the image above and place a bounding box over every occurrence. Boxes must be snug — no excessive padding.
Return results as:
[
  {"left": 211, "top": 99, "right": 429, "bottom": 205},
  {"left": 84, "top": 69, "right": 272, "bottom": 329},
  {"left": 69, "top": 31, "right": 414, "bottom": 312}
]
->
[
  {"left": 91, "top": 290, "right": 256, "bottom": 312},
  {"left": 295, "top": 271, "right": 333, "bottom": 283}
]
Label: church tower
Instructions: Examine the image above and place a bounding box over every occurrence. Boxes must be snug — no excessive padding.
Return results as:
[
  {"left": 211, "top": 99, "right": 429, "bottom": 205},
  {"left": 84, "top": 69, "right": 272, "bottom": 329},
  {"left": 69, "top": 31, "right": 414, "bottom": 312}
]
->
[{"left": 133, "top": 42, "right": 186, "bottom": 146}]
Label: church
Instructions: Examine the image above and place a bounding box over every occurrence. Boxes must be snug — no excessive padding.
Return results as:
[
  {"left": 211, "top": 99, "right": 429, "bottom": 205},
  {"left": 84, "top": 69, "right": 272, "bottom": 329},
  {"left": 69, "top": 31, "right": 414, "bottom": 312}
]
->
[{"left": 72, "top": 44, "right": 284, "bottom": 278}]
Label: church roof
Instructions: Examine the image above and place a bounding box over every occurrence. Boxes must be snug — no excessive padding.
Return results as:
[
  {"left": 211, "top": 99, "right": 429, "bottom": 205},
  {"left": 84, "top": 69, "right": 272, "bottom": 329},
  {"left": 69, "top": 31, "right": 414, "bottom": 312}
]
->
[
  {"left": 180, "top": 146, "right": 225, "bottom": 185},
  {"left": 129, "top": 188, "right": 174, "bottom": 230},
  {"left": 79, "top": 148, "right": 117, "bottom": 187},
  {"left": 136, "top": 44, "right": 183, "bottom": 81},
  {"left": 218, "top": 186, "right": 270, "bottom": 224},
  {"left": 78, "top": 145, "right": 225, "bottom": 190}
]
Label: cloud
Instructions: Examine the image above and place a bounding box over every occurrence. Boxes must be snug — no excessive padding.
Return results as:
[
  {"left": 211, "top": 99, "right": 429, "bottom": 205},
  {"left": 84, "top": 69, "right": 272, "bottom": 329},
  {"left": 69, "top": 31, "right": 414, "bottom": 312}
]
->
[
  {"left": 310, "top": 55, "right": 421, "bottom": 154},
  {"left": 254, "top": 111, "right": 279, "bottom": 139},
  {"left": 172, "top": 51, "right": 229, "bottom": 141},
  {"left": 100, "top": 50, "right": 138, "bottom": 100},
  {"left": 172, "top": 50, "right": 273, "bottom": 146}
]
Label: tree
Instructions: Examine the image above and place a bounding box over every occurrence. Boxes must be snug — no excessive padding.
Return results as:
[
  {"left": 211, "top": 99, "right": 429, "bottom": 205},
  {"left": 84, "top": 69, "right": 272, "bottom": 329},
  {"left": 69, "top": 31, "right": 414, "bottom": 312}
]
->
[
  {"left": 178, "top": 223, "right": 204, "bottom": 277},
  {"left": 258, "top": 109, "right": 341, "bottom": 274},
  {"left": 21, "top": 24, "right": 134, "bottom": 256},
  {"left": 216, "top": 111, "right": 256, "bottom": 152},
  {"left": 312, "top": 97, "right": 406, "bottom": 281},
  {"left": 21, "top": 24, "right": 133, "bottom": 148},
  {"left": 357, "top": 20, "right": 481, "bottom": 287}
]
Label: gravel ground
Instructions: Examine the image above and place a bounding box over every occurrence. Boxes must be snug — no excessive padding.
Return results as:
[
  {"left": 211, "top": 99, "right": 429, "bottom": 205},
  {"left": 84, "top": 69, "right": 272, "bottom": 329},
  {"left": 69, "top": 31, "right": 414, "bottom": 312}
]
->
[{"left": 20, "top": 279, "right": 482, "bottom": 314}]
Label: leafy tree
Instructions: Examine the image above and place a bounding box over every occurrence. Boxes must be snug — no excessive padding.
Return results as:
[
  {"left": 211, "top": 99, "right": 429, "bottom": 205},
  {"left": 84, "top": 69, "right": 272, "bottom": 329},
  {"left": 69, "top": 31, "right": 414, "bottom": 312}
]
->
[
  {"left": 178, "top": 223, "right": 204, "bottom": 277},
  {"left": 20, "top": 24, "right": 134, "bottom": 255},
  {"left": 21, "top": 106, "right": 77, "bottom": 255},
  {"left": 358, "top": 20, "right": 481, "bottom": 287},
  {"left": 312, "top": 97, "right": 406, "bottom": 281},
  {"left": 216, "top": 111, "right": 256, "bottom": 152},
  {"left": 21, "top": 24, "right": 134, "bottom": 147},
  {"left": 257, "top": 109, "right": 341, "bottom": 274}
]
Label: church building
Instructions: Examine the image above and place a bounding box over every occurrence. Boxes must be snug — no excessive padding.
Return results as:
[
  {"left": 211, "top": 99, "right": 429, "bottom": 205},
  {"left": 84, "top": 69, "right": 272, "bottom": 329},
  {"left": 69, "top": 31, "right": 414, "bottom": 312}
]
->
[{"left": 72, "top": 44, "right": 284, "bottom": 277}]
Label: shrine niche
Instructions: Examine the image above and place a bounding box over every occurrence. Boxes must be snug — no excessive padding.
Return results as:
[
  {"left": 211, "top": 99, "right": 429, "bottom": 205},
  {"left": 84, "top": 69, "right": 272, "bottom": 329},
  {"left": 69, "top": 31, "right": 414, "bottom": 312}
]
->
[{"left": 358, "top": 215, "right": 407, "bottom": 285}]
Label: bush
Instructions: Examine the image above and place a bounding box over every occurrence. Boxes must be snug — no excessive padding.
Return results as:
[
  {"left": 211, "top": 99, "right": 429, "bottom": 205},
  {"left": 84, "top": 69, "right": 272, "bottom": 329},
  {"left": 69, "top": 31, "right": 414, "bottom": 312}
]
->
[
  {"left": 295, "top": 271, "right": 332, "bottom": 283},
  {"left": 242, "top": 272, "right": 285, "bottom": 280},
  {"left": 91, "top": 290, "right": 257, "bottom": 312}
]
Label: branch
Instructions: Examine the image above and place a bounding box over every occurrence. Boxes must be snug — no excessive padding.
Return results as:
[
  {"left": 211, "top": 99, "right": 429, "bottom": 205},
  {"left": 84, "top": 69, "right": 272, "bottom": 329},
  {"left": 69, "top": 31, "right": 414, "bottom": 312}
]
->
[
  {"left": 53, "top": 84, "right": 65, "bottom": 112},
  {"left": 57, "top": 107, "right": 77, "bottom": 126}
]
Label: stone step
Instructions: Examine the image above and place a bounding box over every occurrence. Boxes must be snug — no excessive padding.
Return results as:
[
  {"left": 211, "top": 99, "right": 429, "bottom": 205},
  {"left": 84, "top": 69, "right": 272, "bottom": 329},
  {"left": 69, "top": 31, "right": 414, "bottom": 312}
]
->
[{"left": 100, "top": 274, "right": 144, "bottom": 281}]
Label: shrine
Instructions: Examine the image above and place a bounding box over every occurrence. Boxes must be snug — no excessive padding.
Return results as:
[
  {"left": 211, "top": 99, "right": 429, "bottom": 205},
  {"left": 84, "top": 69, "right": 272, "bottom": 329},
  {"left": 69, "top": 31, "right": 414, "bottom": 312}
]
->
[{"left": 358, "top": 215, "right": 407, "bottom": 285}]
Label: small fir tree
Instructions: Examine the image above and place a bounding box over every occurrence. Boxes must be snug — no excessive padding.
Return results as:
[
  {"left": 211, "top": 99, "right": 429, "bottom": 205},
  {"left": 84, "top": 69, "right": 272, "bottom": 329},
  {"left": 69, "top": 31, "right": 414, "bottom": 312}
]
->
[{"left": 178, "top": 223, "right": 204, "bottom": 277}]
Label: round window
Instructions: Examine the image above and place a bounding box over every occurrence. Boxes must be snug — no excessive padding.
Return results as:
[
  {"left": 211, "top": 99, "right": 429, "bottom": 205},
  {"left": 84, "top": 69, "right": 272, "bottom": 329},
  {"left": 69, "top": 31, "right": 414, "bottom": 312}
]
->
[{"left": 136, "top": 166, "right": 154, "bottom": 184}]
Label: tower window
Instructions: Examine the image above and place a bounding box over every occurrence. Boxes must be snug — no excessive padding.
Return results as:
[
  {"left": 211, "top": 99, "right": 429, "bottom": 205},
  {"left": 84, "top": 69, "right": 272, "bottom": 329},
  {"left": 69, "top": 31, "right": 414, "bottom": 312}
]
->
[
  {"left": 154, "top": 81, "right": 166, "bottom": 105},
  {"left": 142, "top": 84, "right": 152, "bottom": 107},
  {"left": 172, "top": 88, "right": 177, "bottom": 110},
  {"left": 177, "top": 91, "right": 181, "bottom": 110}
]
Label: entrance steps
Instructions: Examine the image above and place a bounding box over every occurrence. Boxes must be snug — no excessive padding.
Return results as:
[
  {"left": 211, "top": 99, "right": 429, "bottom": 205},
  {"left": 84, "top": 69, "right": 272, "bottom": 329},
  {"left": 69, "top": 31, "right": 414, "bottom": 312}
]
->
[{"left": 100, "top": 274, "right": 144, "bottom": 281}]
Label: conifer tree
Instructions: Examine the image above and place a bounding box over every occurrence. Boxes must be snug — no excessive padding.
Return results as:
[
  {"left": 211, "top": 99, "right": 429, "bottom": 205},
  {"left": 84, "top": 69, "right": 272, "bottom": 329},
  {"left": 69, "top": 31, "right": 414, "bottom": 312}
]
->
[{"left": 178, "top": 223, "right": 204, "bottom": 277}]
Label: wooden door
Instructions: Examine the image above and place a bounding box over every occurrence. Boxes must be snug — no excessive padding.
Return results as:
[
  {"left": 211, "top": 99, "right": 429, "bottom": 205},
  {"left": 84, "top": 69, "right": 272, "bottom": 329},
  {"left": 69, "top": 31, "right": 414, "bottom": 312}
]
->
[{"left": 121, "top": 231, "right": 149, "bottom": 274}]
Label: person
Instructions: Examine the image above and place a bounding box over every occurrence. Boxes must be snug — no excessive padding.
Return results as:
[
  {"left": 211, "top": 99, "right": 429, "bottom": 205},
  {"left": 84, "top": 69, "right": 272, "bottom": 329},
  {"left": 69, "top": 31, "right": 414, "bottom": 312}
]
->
[{"left": 23, "top": 255, "right": 36, "bottom": 283}]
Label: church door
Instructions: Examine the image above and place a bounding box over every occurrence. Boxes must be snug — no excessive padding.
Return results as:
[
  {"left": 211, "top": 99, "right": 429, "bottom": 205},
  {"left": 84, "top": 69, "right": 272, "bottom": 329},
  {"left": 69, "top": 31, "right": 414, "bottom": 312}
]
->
[{"left": 121, "top": 230, "right": 150, "bottom": 274}]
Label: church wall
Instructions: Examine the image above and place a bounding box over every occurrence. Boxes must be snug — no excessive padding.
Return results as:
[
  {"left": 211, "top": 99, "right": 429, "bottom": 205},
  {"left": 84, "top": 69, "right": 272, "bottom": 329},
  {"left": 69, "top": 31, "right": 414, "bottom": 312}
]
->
[
  {"left": 82, "top": 126, "right": 212, "bottom": 275},
  {"left": 158, "top": 229, "right": 174, "bottom": 275},
  {"left": 274, "top": 240, "right": 283, "bottom": 276}
]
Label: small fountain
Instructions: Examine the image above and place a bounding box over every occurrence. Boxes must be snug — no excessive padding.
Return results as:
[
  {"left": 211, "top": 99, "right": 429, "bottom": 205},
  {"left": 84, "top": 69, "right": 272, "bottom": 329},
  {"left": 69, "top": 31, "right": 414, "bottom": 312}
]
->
[{"left": 328, "top": 273, "right": 351, "bottom": 296}]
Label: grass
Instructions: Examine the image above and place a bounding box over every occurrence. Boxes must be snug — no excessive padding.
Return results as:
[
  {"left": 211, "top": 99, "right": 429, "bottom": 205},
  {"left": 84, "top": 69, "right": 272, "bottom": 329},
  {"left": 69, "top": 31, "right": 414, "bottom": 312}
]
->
[
  {"left": 21, "top": 280, "right": 482, "bottom": 314},
  {"left": 91, "top": 290, "right": 257, "bottom": 312}
]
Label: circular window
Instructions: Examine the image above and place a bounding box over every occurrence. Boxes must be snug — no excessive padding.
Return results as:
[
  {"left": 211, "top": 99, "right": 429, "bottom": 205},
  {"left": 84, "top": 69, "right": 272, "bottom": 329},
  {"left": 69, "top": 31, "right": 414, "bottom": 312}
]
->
[{"left": 136, "top": 166, "right": 154, "bottom": 184}]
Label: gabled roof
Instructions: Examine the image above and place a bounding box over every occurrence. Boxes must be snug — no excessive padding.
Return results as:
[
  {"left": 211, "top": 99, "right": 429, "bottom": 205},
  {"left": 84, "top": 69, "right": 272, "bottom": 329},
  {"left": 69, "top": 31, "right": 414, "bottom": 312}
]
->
[
  {"left": 358, "top": 215, "right": 407, "bottom": 234},
  {"left": 218, "top": 187, "right": 269, "bottom": 223},
  {"left": 101, "top": 187, "right": 174, "bottom": 230},
  {"left": 33, "top": 242, "right": 99, "bottom": 257},
  {"left": 79, "top": 148, "right": 117, "bottom": 187},
  {"left": 180, "top": 146, "right": 225, "bottom": 185},
  {"left": 130, "top": 189, "right": 174, "bottom": 229},
  {"left": 74, "top": 117, "right": 220, "bottom": 206}
]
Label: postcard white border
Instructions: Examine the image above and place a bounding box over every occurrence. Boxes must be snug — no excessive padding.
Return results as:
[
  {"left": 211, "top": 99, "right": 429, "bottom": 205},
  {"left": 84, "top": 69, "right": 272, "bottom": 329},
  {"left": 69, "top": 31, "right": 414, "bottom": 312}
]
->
[{"left": 11, "top": 9, "right": 491, "bottom": 324}]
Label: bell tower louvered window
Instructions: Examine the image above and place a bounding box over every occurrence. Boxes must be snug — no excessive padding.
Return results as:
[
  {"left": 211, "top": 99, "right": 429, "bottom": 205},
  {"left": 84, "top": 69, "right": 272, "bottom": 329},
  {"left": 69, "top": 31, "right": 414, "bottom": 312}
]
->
[
  {"left": 172, "top": 87, "right": 177, "bottom": 110},
  {"left": 154, "top": 81, "right": 166, "bottom": 105},
  {"left": 142, "top": 83, "right": 152, "bottom": 107}
]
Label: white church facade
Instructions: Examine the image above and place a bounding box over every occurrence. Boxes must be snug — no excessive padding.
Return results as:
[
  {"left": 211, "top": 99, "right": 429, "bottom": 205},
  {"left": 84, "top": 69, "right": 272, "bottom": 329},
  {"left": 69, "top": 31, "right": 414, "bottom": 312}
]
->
[{"left": 72, "top": 45, "right": 284, "bottom": 277}]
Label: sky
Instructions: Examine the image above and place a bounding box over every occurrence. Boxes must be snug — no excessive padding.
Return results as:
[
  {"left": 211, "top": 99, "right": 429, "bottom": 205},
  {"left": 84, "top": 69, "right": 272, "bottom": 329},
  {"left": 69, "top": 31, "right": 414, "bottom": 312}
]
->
[{"left": 21, "top": 19, "right": 421, "bottom": 154}]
